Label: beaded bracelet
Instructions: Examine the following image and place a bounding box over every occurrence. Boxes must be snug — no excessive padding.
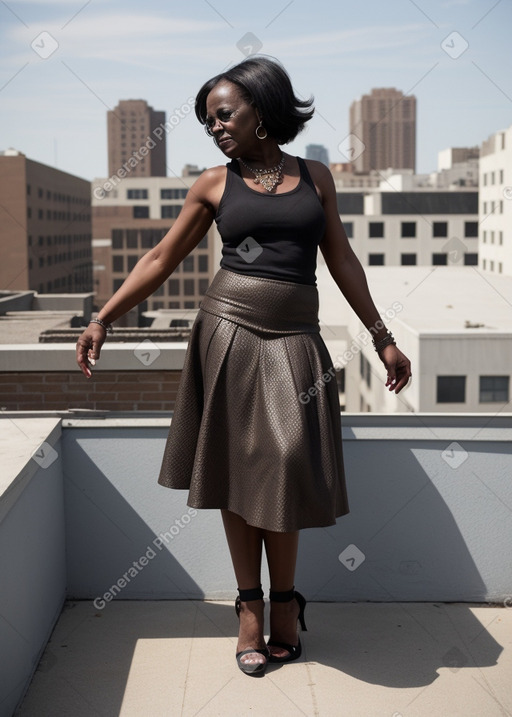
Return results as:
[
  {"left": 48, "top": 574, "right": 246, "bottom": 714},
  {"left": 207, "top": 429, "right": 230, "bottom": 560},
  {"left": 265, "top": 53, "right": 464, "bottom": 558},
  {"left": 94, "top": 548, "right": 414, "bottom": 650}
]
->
[
  {"left": 89, "top": 318, "right": 114, "bottom": 335},
  {"left": 372, "top": 330, "right": 396, "bottom": 352}
]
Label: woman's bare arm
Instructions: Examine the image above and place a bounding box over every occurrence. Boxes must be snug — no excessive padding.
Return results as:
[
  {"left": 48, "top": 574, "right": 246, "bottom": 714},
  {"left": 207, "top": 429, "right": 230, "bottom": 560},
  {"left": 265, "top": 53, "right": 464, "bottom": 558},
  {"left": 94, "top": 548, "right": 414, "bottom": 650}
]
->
[
  {"left": 76, "top": 168, "right": 223, "bottom": 377},
  {"left": 307, "top": 160, "right": 412, "bottom": 394}
]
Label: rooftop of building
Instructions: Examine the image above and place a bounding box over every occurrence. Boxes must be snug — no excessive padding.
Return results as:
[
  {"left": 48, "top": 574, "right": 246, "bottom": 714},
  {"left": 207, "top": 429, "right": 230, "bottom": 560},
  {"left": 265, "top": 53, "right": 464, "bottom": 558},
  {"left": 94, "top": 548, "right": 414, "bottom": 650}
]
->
[{"left": 317, "top": 263, "right": 512, "bottom": 334}]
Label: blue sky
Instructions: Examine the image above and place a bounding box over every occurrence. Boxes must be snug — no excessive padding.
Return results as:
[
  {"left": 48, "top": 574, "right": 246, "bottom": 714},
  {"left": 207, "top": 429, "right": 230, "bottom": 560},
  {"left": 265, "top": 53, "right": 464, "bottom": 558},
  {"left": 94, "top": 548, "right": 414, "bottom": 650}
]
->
[{"left": 1, "top": 0, "right": 511, "bottom": 181}]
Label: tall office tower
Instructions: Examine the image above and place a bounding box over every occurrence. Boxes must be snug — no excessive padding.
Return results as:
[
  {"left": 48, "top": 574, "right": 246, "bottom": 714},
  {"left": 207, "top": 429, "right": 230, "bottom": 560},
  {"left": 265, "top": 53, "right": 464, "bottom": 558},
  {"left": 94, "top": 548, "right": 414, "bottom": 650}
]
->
[
  {"left": 306, "top": 144, "right": 330, "bottom": 166},
  {"left": 108, "top": 100, "right": 167, "bottom": 178},
  {"left": 349, "top": 88, "right": 416, "bottom": 173}
]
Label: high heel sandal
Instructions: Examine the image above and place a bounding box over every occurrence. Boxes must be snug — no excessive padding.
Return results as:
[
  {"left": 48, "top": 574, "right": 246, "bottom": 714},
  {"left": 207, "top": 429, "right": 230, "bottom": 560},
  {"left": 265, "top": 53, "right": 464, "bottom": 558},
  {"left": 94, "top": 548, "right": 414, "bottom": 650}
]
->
[
  {"left": 235, "top": 585, "right": 269, "bottom": 676},
  {"left": 267, "top": 587, "right": 307, "bottom": 663}
]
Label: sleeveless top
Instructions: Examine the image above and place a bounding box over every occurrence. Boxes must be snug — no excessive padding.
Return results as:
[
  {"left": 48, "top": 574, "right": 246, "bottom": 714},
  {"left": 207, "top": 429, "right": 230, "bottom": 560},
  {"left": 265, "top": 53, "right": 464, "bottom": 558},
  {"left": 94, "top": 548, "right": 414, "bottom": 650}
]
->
[{"left": 215, "top": 157, "right": 326, "bottom": 286}]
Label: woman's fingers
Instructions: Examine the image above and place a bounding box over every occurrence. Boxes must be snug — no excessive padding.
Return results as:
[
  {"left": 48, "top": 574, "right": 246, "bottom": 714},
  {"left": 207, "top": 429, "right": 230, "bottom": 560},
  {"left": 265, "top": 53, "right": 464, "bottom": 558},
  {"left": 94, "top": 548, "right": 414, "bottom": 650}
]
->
[{"left": 76, "top": 328, "right": 105, "bottom": 378}]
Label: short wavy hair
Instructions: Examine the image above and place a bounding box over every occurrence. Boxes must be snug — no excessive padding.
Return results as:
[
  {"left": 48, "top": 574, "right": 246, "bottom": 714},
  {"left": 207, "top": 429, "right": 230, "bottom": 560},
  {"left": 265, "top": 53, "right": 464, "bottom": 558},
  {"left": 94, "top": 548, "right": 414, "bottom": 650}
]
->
[{"left": 195, "top": 56, "right": 314, "bottom": 145}]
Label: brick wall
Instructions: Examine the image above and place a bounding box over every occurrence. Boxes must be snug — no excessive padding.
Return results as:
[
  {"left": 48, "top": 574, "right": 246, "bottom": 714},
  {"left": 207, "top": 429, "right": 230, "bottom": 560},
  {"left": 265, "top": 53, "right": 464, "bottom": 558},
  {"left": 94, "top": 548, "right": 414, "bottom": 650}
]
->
[{"left": 0, "top": 371, "right": 182, "bottom": 411}]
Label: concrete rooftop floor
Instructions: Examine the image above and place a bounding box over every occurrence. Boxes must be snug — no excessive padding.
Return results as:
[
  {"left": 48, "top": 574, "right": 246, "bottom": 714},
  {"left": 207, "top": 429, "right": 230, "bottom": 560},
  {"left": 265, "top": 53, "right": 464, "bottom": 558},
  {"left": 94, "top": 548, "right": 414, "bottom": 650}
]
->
[{"left": 14, "top": 600, "right": 511, "bottom": 717}]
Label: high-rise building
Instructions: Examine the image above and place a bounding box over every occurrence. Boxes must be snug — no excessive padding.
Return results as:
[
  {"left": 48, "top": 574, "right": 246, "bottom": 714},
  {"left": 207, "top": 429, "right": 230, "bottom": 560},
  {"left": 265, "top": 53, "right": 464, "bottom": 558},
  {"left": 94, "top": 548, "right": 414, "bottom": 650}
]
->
[
  {"left": 349, "top": 88, "right": 416, "bottom": 173},
  {"left": 306, "top": 144, "right": 329, "bottom": 166},
  {"left": 0, "top": 149, "right": 92, "bottom": 294},
  {"left": 107, "top": 100, "right": 167, "bottom": 178}
]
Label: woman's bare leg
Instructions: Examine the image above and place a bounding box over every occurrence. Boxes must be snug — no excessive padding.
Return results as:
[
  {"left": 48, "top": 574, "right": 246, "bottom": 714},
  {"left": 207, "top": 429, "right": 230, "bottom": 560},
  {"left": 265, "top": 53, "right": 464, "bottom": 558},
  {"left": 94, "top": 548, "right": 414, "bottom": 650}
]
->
[
  {"left": 263, "top": 529, "right": 301, "bottom": 659},
  {"left": 221, "top": 509, "right": 266, "bottom": 666}
]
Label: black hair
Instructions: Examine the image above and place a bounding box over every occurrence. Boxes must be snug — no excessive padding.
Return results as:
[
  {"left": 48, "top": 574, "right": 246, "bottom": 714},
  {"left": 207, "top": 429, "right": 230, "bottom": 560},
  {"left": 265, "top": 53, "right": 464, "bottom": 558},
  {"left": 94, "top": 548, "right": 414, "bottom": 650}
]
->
[{"left": 195, "top": 55, "right": 314, "bottom": 144}]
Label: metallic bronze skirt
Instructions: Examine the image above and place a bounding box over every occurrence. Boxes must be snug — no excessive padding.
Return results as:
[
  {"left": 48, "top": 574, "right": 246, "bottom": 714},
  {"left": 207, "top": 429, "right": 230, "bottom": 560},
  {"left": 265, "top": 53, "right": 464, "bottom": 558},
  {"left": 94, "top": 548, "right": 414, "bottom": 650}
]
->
[{"left": 157, "top": 267, "right": 349, "bottom": 532}]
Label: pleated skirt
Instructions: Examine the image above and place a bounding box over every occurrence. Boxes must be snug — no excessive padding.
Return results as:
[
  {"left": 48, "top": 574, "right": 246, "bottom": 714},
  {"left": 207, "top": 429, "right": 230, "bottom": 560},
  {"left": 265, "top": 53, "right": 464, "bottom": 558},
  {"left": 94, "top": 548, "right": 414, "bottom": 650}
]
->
[{"left": 157, "top": 267, "right": 349, "bottom": 532}]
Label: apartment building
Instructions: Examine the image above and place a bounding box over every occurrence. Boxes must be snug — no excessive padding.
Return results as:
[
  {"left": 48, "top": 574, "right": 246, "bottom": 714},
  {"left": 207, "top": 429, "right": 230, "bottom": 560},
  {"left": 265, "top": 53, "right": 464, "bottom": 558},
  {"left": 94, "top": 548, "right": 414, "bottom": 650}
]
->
[
  {"left": 0, "top": 149, "right": 92, "bottom": 294},
  {"left": 92, "top": 175, "right": 218, "bottom": 315},
  {"left": 479, "top": 124, "right": 512, "bottom": 276},
  {"left": 336, "top": 188, "right": 478, "bottom": 267}
]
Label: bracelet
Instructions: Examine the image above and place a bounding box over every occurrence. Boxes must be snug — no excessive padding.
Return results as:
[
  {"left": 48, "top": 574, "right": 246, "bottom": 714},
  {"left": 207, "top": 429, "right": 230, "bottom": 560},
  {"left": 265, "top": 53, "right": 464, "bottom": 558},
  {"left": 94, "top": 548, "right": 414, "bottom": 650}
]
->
[
  {"left": 372, "top": 330, "right": 396, "bottom": 352},
  {"left": 89, "top": 318, "right": 113, "bottom": 335}
]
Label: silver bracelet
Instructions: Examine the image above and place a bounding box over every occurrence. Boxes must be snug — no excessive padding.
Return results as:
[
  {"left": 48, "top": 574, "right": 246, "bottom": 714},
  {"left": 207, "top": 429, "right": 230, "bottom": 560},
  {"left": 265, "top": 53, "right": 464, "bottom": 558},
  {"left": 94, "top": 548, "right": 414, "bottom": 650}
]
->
[
  {"left": 89, "top": 318, "right": 113, "bottom": 335},
  {"left": 372, "top": 330, "right": 396, "bottom": 352}
]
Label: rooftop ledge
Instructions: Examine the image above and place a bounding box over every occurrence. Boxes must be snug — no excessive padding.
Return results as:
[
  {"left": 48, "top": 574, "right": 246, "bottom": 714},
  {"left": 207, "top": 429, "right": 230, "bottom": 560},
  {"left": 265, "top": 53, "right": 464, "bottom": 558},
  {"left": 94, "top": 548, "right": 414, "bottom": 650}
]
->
[{"left": 1, "top": 410, "right": 511, "bottom": 714}]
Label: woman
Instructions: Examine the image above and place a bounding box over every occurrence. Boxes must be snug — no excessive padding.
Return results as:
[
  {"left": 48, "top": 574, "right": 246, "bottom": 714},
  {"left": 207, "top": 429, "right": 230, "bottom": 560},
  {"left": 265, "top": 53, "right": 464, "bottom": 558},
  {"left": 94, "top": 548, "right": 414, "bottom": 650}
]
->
[{"left": 76, "top": 56, "right": 412, "bottom": 676}]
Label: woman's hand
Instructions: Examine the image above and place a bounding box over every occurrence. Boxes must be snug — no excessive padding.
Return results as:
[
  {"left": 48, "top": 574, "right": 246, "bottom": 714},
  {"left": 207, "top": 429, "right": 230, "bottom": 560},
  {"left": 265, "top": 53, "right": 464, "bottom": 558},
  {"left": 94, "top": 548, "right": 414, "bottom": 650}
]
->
[
  {"left": 76, "top": 324, "right": 107, "bottom": 378},
  {"left": 378, "top": 344, "right": 412, "bottom": 394}
]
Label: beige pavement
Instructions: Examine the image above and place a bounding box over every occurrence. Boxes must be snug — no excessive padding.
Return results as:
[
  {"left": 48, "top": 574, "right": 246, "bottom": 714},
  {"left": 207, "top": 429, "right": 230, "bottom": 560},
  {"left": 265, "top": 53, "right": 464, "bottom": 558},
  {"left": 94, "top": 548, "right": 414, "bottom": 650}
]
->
[{"left": 15, "top": 601, "right": 511, "bottom": 717}]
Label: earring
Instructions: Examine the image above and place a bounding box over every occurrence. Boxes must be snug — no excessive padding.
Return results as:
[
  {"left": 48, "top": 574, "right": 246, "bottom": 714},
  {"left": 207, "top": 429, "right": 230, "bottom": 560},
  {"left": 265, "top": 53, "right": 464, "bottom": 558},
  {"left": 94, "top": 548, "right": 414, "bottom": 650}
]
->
[{"left": 255, "top": 121, "right": 268, "bottom": 140}]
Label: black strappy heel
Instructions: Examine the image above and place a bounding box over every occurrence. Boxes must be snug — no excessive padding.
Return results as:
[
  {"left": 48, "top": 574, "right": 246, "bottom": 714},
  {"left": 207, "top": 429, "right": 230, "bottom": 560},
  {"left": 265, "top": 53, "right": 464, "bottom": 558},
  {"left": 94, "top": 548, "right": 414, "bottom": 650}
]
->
[
  {"left": 267, "top": 587, "right": 307, "bottom": 663},
  {"left": 235, "top": 585, "right": 269, "bottom": 675}
]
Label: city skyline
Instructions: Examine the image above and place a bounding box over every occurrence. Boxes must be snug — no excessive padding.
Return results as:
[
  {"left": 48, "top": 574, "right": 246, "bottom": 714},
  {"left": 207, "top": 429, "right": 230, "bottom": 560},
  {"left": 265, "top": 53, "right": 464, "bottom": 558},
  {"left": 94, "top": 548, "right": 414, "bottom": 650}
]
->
[{"left": 1, "top": 0, "right": 511, "bottom": 182}]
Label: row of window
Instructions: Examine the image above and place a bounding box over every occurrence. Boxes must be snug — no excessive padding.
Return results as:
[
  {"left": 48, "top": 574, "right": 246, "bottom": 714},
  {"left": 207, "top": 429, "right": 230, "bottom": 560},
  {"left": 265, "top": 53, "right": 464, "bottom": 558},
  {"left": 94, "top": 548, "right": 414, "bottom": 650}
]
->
[
  {"left": 29, "top": 250, "right": 90, "bottom": 269},
  {"left": 344, "top": 221, "right": 478, "bottom": 239},
  {"left": 28, "top": 234, "right": 91, "bottom": 246},
  {"left": 112, "top": 253, "right": 209, "bottom": 273},
  {"left": 482, "top": 200, "right": 504, "bottom": 215},
  {"left": 27, "top": 207, "right": 91, "bottom": 221},
  {"left": 113, "top": 277, "right": 209, "bottom": 296},
  {"left": 482, "top": 259, "right": 504, "bottom": 273},
  {"left": 359, "top": 359, "right": 508, "bottom": 403},
  {"left": 367, "top": 253, "right": 478, "bottom": 266},
  {"left": 125, "top": 189, "right": 188, "bottom": 200},
  {"left": 131, "top": 205, "right": 184, "bottom": 219},
  {"left": 111, "top": 229, "right": 208, "bottom": 250},
  {"left": 37, "top": 270, "right": 92, "bottom": 294},
  {"left": 482, "top": 169, "right": 505, "bottom": 186},
  {"left": 437, "top": 376, "right": 509, "bottom": 403},
  {"left": 482, "top": 231, "right": 504, "bottom": 245},
  {"left": 27, "top": 186, "right": 89, "bottom": 204}
]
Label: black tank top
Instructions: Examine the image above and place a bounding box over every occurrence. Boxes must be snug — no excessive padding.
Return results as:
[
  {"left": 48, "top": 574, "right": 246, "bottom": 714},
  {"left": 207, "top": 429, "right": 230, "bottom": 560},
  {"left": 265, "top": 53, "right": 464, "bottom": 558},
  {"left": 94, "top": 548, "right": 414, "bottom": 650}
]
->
[{"left": 215, "top": 157, "right": 326, "bottom": 286}]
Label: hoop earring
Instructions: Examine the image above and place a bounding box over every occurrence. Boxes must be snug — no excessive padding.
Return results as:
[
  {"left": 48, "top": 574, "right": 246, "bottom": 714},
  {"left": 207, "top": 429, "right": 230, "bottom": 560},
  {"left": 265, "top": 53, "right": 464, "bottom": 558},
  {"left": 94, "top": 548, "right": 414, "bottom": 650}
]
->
[{"left": 255, "top": 122, "right": 268, "bottom": 140}]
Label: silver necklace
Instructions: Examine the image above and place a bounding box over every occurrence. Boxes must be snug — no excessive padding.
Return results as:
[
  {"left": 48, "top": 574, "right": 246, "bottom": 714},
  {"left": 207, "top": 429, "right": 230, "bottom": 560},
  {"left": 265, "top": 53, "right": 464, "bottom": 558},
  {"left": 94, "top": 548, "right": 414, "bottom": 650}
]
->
[{"left": 239, "top": 153, "right": 285, "bottom": 192}]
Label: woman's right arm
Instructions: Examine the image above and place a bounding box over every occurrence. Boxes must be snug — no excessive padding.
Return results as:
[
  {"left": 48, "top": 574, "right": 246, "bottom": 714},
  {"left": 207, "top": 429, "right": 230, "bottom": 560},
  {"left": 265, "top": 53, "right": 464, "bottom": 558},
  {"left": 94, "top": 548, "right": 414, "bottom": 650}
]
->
[{"left": 76, "top": 169, "right": 221, "bottom": 377}]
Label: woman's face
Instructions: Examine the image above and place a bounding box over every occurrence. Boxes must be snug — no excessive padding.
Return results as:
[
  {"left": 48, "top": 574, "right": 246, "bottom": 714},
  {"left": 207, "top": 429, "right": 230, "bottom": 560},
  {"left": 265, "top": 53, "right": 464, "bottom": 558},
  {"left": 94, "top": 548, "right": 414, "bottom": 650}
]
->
[{"left": 205, "top": 81, "right": 260, "bottom": 157}]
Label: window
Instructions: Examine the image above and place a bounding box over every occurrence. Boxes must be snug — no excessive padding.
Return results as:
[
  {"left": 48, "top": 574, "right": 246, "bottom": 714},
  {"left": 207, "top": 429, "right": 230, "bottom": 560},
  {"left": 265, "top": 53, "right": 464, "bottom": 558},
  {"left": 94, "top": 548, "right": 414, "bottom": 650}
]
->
[
  {"left": 184, "top": 279, "right": 195, "bottom": 295},
  {"left": 27, "top": 184, "right": 31, "bottom": 195},
  {"left": 199, "top": 278, "right": 210, "bottom": 294},
  {"left": 168, "top": 279, "right": 180, "bottom": 295},
  {"left": 127, "top": 255, "right": 138, "bottom": 271},
  {"left": 161, "top": 205, "right": 181, "bottom": 219},
  {"left": 401, "top": 254, "right": 416, "bottom": 265},
  {"left": 343, "top": 221, "right": 353, "bottom": 238},
  {"left": 133, "top": 206, "right": 149, "bottom": 219},
  {"left": 127, "top": 189, "right": 148, "bottom": 199},
  {"left": 499, "top": 169, "right": 504, "bottom": 184},
  {"left": 161, "top": 188, "right": 188, "bottom": 199},
  {"left": 433, "top": 222, "right": 448, "bottom": 238},
  {"left": 184, "top": 301, "right": 196, "bottom": 309},
  {"left": 38, "top": 188, "right": 43, "bottom": 198},
  {"left": 126, "top": 229, "right": 138, "bottom": 248},
  {"left": 113, "top": 279, "right": 124, "bottom": 291},
  {"left": 479, "top": 376, "right": 509, "bottom": 402},
  {"left": 464, "top": 221, "right": 478, "bottom": 238},
  {"left": 140, "top": 229, "right": 156, "bottom": 248},
  {"left": 464, "top": 253, "right": 478, "bottom": 265},
  {"left": 112, "top": 255, "right": 124, "bottom": 272},
  {"left": 369, "top": 222, "right": 384, "bottom": 238},
  {"left": 401, "top": 222, "right": 416, "bottom": 238},
  {"left": 182, "top": 256, "right": 194, "bottom": 272},
  {"left": 153, "top": 284, "right": 164, "bottom": 296},
  {"left": 112, "top": 229, "right": 124, "bottom": 249},
  {"left": 197, "top": 235, "right": 208, "bottom": 249},
  {"left": 432, "top": 253, "right": 448, "bottom": 265},
  {"left": 368, "top": 254, "right": 384, "bottom": 265},
  {"left": 437, "top": 376, "right": 466, "bottom": 403},
  {"left": 198, "top": 255, "right": 208, "bottom": 272}
]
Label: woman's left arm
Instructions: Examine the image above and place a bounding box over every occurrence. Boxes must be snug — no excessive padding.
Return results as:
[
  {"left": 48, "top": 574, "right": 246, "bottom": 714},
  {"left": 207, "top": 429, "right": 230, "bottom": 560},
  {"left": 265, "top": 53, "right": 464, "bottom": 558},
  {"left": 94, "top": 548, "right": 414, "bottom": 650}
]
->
[{"left": 308, "top": 160, "right": 412, "bottom": 395}]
